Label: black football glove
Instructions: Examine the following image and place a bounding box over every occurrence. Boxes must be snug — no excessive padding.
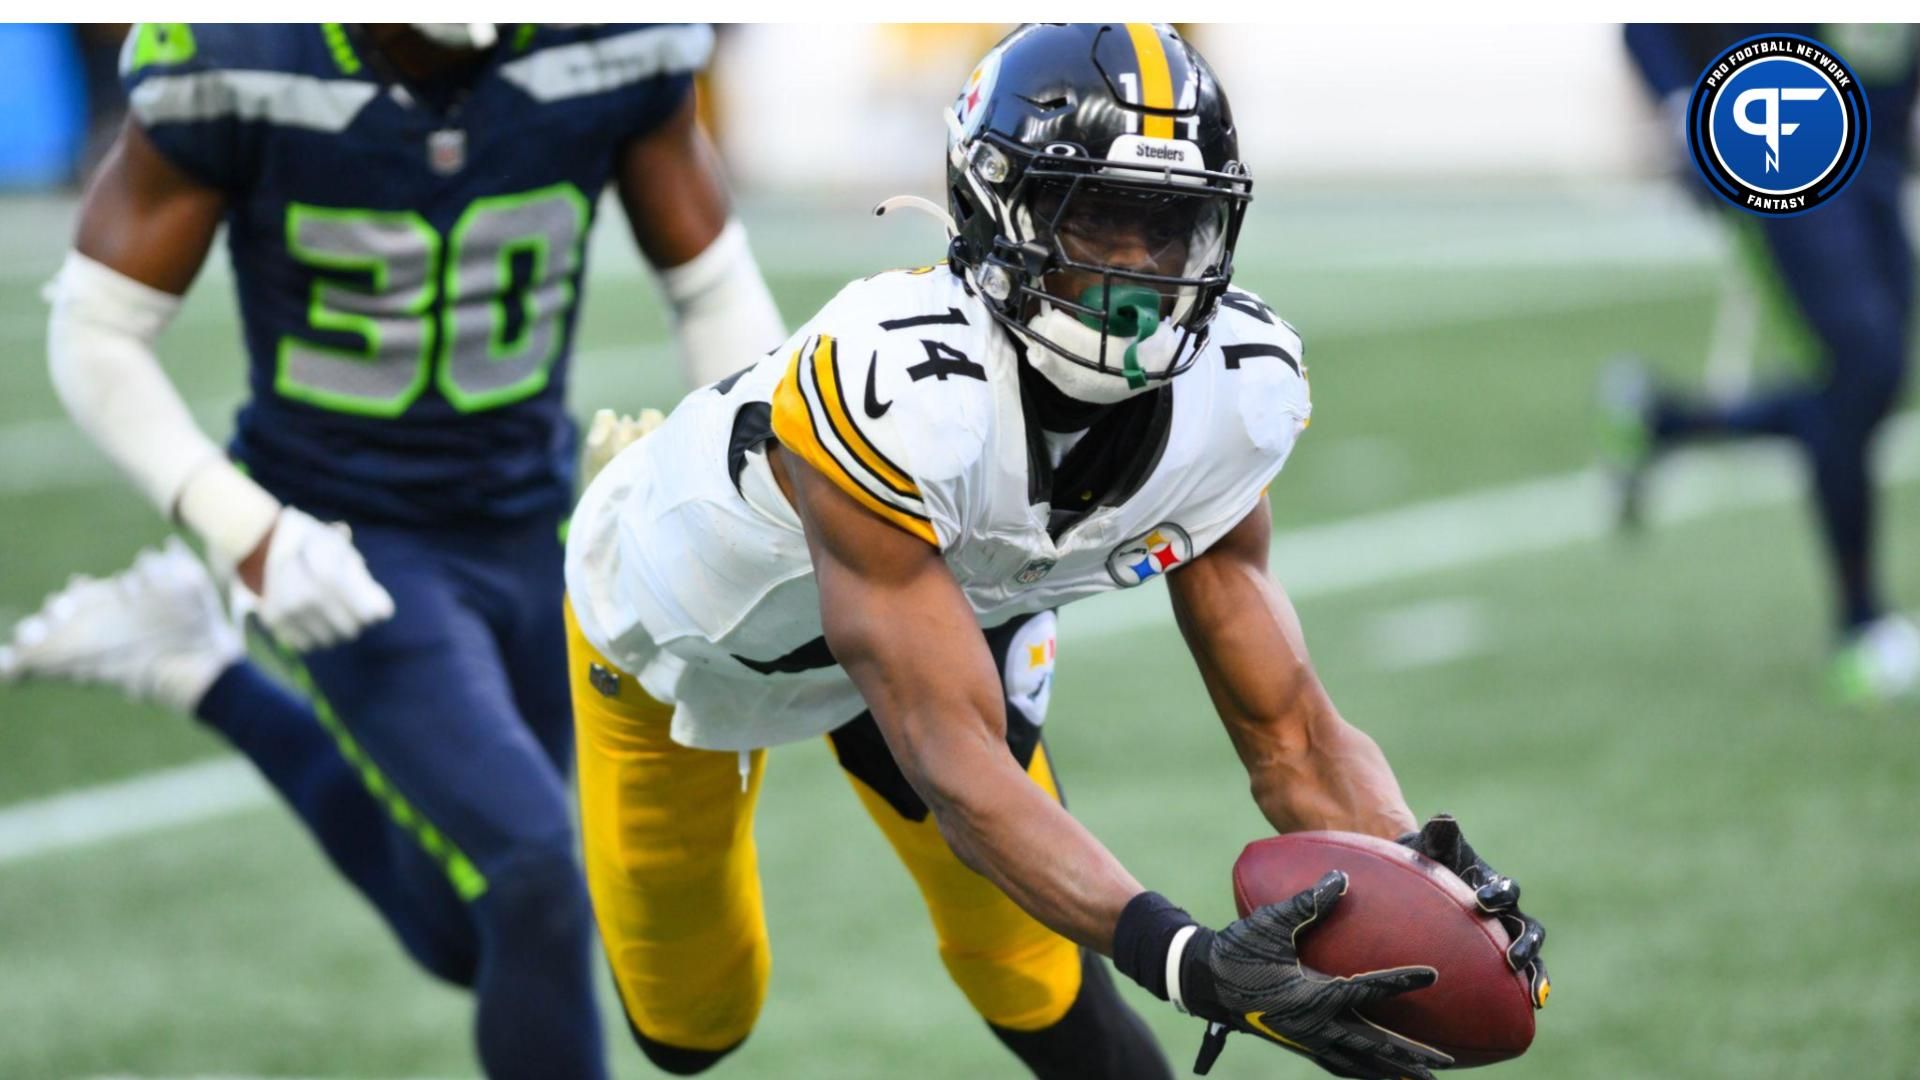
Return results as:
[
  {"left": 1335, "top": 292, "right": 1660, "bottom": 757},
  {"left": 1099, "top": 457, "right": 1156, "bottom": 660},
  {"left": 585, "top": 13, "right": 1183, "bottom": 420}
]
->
[
  {"left": 1177, "top": 871, "right": 1454, "bottom": 1079},
  {"left": 1400, "top": 813, "right": 1551, "bottom": 1010}
]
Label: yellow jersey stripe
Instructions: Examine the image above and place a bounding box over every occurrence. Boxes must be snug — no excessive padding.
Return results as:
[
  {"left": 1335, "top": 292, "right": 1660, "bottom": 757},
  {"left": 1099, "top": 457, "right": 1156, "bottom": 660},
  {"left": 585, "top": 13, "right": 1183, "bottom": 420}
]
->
[
  {"left": 810, "top": 336, "right": 919, "bottom": 499},
  {"left": 772, "top": 347, "right": 939, "bottom": 547},
  {"left": 1125, "top": 23, "right": 1175, "bottom": 139}
]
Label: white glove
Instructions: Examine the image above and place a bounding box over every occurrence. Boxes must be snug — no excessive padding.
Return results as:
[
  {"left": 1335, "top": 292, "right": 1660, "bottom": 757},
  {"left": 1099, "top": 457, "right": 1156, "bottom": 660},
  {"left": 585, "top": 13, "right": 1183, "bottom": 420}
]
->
[
  {"left": 580, "top": 407, "right": 665, "bottom": 491},
  {"left": 241, "top": 507, "right": 396, "bottom": 652}
]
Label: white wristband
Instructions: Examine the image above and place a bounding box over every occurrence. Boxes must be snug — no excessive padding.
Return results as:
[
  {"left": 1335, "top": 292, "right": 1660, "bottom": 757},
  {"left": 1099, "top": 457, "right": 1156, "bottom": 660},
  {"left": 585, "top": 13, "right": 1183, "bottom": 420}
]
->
[
  {"left": 1166, "top": 924, "right": 1201, "bottom": 1015},
  {"left": 175, "top": 457, "right": 282, "bottom": 572}
]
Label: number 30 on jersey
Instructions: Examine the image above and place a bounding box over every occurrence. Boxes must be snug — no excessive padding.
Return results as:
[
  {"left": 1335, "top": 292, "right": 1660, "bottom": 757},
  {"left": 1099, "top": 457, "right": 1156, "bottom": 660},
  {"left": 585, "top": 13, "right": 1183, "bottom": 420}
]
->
[{"left": 278, "top": 182, "right": 588, "bottom": 417}]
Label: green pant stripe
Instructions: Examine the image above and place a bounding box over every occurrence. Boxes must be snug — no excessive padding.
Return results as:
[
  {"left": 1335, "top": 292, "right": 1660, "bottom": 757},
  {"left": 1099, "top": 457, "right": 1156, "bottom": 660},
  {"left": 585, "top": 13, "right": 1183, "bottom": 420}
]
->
[{"left": 278, "top": 649, "right": 489, "bottom": 902}]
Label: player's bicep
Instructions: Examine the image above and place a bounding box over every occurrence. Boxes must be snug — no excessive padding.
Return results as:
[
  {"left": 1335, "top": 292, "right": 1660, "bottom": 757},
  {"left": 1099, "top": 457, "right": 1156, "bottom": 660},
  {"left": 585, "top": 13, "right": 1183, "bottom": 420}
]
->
[
  {"left": 1170, "top": 498, "right": 1333, "bottom": 753},
  {"left": 74, "top": 118, "right": 224, "bottom": 295},
  {"left": 774, "top": 443, "right": 1008, "bottom": 779},
  {"left": 615, "top": 90, "right": 731, "bottom": 270}
]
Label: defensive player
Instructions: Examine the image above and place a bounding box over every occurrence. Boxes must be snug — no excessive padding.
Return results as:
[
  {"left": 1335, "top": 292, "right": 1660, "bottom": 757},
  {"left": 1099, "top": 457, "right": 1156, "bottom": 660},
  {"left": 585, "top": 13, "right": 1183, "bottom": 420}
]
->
[
  {"left": 0, "top": 23, "right": 783, "bottom": 1079},
  {"left": 563, "top": 24, "right": 1549, "bottom": 1078},
  {"left": 1610, "top": 24, "right": 1920, "bottom": 702}
]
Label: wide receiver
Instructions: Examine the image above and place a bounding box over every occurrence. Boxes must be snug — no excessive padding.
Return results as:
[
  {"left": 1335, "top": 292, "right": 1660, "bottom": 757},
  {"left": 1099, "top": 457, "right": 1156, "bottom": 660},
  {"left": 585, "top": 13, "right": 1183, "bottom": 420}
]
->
[
  {"left": 0, "top": 23, "right": 782, "bottom": 1079},
  {"left": 564, "top": 23, "right": 1549, "bottom": 1079}
]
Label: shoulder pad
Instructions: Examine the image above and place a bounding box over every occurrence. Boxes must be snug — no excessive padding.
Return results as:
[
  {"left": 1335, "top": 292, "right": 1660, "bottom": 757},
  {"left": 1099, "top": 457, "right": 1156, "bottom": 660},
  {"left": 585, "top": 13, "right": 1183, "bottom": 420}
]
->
[
  {"left": 770, "top": 272, "right": 994, "bottom": 545},
  {"left": 1211, "top": 288, "right": 1309, "bottom": 454}
]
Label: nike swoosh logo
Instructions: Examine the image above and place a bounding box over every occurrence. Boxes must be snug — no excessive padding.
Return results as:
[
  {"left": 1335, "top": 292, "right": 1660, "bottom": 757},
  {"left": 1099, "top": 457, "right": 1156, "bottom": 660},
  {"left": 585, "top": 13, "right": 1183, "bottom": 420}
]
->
[
  {"left": 1242, "top": 1012, "right": 1311, "bottom": 1053},
  {"left": 863, "top": 352, "right": 892, "bottom": 419}
]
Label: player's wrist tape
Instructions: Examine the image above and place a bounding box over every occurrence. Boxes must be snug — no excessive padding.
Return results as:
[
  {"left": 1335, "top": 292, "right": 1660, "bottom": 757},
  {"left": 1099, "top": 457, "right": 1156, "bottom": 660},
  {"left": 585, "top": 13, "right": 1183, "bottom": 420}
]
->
[
  {"left": 174, "top": 458, "right": 282, "bottom": 572},
  {"left": 1113, "top": 891, "right": 1201, "bottom": 1003}
]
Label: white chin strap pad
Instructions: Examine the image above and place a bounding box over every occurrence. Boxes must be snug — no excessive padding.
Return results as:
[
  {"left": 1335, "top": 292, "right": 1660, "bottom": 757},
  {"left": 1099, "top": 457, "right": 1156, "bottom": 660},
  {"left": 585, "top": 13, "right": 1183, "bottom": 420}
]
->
[{"left": 1022, "top": 303, "right": 1176, "bottom": 406}]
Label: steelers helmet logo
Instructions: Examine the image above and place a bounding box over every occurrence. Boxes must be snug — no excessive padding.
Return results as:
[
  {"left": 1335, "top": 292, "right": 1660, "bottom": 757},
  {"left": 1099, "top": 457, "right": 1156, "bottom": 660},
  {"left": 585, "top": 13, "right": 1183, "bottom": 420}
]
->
[
  {"left": 1106, "top": 523, "right": 1193, "bottom": 587},
  {"left": 1685, "top": 33, "right": 1870, "bottom": 216}
]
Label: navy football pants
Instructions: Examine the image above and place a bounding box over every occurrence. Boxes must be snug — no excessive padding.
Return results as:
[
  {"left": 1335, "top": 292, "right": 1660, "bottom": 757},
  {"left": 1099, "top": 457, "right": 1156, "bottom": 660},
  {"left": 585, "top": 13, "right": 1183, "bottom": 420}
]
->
[
  {"left": 195, "top": 512, "right": 603, "bottom": 1079},
  {"left": 1657, "top": 158, "right": 1913, "bottom": 631}
]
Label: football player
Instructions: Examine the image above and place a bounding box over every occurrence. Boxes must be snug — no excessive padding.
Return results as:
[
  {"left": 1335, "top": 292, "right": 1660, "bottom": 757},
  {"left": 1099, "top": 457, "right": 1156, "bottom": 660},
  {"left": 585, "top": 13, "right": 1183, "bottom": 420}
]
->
[
  {"left": 562, "top": 24, "right": 1549, "bottom": 1078},
  {"left": 1610, "top": 24, "right": 1919, "bottom": 703},
  {"left": 0, "top": 23, "right": 783, "bottom": 1079}
]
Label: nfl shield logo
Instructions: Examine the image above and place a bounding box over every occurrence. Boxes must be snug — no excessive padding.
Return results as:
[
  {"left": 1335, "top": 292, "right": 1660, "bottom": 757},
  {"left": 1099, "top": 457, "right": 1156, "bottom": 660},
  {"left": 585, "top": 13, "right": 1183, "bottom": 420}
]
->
[
  {"left": 428, "top": 128, "right": 467, "bottom": 175},
  {"left": 1012, "top": 558, "right": 1057, "bottom": 586}
]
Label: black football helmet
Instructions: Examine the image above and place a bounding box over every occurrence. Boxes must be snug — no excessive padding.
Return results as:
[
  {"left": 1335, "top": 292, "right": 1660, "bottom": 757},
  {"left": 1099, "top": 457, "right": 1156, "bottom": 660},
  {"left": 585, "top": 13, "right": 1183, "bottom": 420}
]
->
[{"left": 945, "top": 24, "right": 1251, "bottom": 391}]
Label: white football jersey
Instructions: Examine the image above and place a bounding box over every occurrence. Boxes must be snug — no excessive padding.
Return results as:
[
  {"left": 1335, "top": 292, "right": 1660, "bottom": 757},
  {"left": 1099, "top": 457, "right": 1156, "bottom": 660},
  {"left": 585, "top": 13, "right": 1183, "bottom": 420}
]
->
[{"left": 565, "top": 264, "right": 1309, "bottom": 751}]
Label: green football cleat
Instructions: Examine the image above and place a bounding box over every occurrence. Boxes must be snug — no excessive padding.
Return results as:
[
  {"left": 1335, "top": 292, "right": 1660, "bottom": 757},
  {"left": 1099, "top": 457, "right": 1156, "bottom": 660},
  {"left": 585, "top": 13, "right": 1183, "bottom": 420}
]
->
[
  {"left": 1597, "top": 358, "right": 1659, "bottom": 534},
  {"left": 1828, "top": 615, "right": 1920, "bottom": 708}
]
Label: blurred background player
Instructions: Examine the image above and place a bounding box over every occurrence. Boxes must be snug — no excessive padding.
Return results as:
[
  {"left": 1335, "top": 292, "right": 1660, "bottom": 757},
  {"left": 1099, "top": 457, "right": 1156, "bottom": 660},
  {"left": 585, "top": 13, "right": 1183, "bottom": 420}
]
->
[
  {"left": 1610, "top": 24, "right": 1920, "bottom": 704},
  {"left": 0, "top": 22, "right": 783, "bottom": 1079}
]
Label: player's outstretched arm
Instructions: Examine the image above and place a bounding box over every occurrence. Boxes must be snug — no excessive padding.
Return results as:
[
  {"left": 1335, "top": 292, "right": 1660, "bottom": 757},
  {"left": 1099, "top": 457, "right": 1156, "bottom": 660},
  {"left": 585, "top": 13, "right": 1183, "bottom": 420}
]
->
[
  {"left": 616, "top": 90, "right": 784, "bottom": 387},
  {"left": 1168, "top": 497, "right": 1417, "bottom": 841},
  {"left": 778, "top": 448, "right": 1449, "bottom": 1079},
  {"left": 50, "top": 119, "right": 391, "bottom": 652},
  {"left": 774, "top": 443, "right": 1142, "bottom": 952}
]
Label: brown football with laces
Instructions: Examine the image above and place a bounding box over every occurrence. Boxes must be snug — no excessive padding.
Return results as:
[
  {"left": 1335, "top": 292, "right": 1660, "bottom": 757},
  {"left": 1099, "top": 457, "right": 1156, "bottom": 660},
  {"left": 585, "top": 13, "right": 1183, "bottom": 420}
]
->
[{"left": 1232, "top": 831, "right": 1536, "bottom": 1067}]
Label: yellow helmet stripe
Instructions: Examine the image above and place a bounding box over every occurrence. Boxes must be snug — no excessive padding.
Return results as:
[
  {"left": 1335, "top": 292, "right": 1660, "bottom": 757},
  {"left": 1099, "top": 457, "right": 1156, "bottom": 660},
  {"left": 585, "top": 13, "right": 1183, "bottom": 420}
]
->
[{"left": 1124, "top": 23, "right": 1176, "bottom": 139}]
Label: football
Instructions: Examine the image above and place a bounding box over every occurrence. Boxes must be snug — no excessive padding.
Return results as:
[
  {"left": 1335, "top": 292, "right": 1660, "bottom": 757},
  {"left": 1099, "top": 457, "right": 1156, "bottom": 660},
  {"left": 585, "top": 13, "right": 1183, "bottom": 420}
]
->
[{"left": 1231, "top": 831, "right": 1535, "bottom": 1067}]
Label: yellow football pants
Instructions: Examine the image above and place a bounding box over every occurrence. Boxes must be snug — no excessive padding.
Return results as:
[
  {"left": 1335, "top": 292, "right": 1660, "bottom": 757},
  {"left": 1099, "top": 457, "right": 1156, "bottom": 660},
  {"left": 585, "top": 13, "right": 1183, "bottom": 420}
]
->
[{"left": 565, "top": 604, "right": 1082, "bottom": 1052}]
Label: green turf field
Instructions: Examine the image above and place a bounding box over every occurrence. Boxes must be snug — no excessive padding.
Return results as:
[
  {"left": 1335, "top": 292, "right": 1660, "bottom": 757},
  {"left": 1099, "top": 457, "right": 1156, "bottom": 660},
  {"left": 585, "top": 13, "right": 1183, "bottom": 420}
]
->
[{"left": 1, "top": 185, "right": 1916, "bottom": 1079}]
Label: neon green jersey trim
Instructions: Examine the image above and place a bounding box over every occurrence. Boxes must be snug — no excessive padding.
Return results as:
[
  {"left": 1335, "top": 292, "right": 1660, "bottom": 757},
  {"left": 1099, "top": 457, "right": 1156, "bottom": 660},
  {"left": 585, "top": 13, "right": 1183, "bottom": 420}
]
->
[{"left": 128, "top": 24, "right": 197, "bottom": 71}]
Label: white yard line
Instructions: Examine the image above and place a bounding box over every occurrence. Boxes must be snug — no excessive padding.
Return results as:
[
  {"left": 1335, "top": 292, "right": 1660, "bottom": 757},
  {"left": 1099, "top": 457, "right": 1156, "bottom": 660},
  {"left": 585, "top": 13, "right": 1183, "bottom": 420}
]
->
[
  {"left": 0, "top": 269, "right": 1690, "bottom": 500},
  {"left": 86, "top": 1074, "right": 462, "bottom": 1080},
  {"left": 1365, "top": 598, "right": 1493, "bottom": 672},
  {"left": 6, "top": 411, "right": 1916, "bottom": 867},
  {"left": 0, "top": 759, "right": 268, "bottom": 865},
  {"left": 1061, "top": 411, "right": 1920, "bottom": 639}
]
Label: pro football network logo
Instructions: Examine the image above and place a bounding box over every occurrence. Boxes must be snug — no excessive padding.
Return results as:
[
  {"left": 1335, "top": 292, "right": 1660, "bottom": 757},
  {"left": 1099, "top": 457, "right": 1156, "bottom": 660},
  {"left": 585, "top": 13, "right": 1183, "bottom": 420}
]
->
[
  {"left": 1685, "top": 34, "right": 1869, "bottom": 216},
  {"left": 1105, "top": 523, "right": 1192, "bottom": 587}
]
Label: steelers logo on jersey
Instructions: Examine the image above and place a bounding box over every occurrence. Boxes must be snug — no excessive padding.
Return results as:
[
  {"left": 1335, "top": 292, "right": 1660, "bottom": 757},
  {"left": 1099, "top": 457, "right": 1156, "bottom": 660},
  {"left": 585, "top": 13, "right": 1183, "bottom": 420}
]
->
[
  {"left": 1105, "top": 523, "right": 1193, "bottom": 587},
  {"left": 1001, "top": 610, "right": 1058, "bottom": 730}
]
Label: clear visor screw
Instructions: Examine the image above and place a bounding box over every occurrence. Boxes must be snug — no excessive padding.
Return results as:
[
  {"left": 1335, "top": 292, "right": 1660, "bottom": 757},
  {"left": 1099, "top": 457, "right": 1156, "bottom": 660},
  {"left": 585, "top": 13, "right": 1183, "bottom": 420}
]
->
[
  {"left": 976, "top": 145, "right": 1009, "bottom": 184},
  {"left": 980, "top": 264, "right": 1013, "bottom": 301}
]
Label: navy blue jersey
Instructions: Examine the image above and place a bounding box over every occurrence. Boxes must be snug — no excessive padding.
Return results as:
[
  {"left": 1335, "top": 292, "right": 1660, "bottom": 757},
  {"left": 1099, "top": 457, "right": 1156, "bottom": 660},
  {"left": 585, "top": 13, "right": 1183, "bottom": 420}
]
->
[{"left": 119, "top": 23, "right": 708, "bottom": 524}]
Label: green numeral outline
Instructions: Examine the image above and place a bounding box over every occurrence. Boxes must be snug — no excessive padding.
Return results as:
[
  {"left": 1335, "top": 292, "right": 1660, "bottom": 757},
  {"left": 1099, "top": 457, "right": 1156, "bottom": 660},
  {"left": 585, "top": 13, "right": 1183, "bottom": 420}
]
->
[
  {"left": 277, "top": 203, "right": 440, "bottom": 418},
  {"left": 437, "top": 182, "right": 591, "bottom": 414},
  {"left": 127, "top": 23, "right": 197, "bottom": 71}
]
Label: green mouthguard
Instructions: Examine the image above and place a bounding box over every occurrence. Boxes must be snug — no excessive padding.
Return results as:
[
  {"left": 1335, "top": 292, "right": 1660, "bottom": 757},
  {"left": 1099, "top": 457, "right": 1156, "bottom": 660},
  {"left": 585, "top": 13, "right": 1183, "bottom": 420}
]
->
[{"left": 1075, "top": 285, "right": 1162, "bottom": 389}]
